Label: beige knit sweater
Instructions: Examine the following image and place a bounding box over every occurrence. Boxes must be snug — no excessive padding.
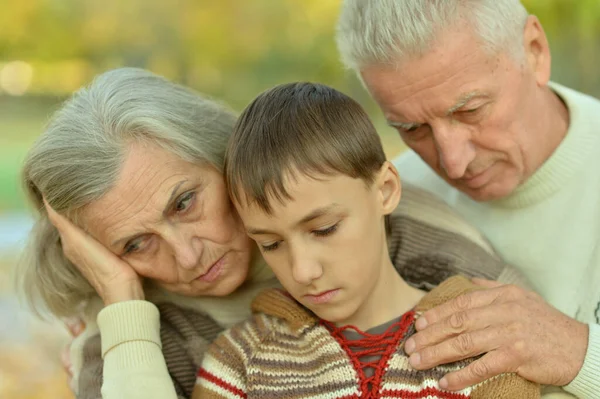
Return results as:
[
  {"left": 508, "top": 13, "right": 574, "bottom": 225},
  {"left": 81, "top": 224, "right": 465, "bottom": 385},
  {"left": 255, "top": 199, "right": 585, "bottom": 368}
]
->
[
  {"left": 193, "top": 276, "right": 540, "bottom": 399},
  {"left": 69, "top": 184, "right": 531, "bottom": 399}
]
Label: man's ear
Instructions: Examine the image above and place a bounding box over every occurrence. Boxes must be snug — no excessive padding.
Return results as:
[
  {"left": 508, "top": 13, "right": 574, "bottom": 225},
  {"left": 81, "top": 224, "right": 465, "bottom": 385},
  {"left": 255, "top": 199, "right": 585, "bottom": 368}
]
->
[
  {"left": 522, "top": 15, "right": 551, "bottom": 87},
  {"left": 376, "top": 161, "right": 402, "bottom": 215}
]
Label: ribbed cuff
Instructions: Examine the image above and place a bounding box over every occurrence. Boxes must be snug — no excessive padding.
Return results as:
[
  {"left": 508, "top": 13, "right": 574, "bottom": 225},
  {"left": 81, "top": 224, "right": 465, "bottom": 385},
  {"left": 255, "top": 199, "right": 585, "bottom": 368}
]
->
[
  {"left": 97, "top": 300, "right": 162, "bottom": 363},
  {"left": 564, "top": 323, "right": 600, "bottom": 398}
]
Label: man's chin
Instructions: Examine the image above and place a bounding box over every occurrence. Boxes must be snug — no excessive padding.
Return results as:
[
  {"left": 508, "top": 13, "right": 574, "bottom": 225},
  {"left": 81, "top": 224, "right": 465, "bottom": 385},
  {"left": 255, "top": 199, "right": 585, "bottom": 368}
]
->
[{"left": 457, "top": 181, "right": 519, "bottom": 202}]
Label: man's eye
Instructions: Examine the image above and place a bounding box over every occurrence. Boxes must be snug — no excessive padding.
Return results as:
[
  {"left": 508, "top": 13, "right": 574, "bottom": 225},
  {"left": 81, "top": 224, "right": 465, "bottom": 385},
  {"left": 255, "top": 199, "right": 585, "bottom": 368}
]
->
[
  {"left": 396, "top": 124, "right": 429, "bottom": 141},
  {"left": 175, "top": 192, "right": 195, "bottom": 212}
]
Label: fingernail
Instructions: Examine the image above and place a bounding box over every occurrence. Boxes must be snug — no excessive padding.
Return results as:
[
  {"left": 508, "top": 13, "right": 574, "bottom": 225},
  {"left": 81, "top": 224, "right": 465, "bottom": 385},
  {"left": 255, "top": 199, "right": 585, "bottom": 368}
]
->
[
  {"left": 415, "top": 317, "right": 428, "bottom": 330},
  {"left": 405, "top": 338, "right": 415, "bottom": 354},
  {"left": 409, "top": 352, "right": 421, "bottom": 367},
  {"left": 439, "top": 377, "right": 449, "bottom": 389}
]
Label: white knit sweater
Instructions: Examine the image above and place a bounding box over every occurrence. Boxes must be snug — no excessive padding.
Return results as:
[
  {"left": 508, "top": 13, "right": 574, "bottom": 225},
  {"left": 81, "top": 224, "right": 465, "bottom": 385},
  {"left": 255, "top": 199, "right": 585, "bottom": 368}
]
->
[{"left": 393, "top": 82, "right": 600, "bottom": 398}]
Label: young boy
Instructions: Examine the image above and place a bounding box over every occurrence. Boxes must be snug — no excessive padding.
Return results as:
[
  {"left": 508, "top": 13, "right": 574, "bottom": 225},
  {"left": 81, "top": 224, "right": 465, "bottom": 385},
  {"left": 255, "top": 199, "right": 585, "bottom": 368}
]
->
[{"left": 193, "top": 82, "right": 539, "bottom": 399}]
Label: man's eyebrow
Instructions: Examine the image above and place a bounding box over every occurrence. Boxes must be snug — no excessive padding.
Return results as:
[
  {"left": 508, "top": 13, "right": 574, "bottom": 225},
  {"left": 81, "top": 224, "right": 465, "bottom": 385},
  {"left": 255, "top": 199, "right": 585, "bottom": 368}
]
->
[
  {"left": 111, "top": 180, "right": 188, "bottom": 248},
  {"left": 446, "top": 91, "right": 487, "bottom": 115},
  {"left": 387, "top": 120, "right": 422, "bottom": 131},
  {"left": 247, "top": 203, "right": 341, "bottom": 235}
]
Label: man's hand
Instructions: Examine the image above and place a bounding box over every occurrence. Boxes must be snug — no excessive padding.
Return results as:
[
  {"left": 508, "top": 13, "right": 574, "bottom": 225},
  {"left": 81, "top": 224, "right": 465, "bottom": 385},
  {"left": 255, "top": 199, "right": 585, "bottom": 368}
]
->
[{"left": 404, "top": 278, "right": 589, "bottom": 390}]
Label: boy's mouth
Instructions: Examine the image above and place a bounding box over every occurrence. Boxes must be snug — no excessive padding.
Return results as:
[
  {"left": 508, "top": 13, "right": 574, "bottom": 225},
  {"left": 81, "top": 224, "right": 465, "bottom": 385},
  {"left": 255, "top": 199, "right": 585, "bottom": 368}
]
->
[{"left": 304, "top": 289, "right": 340, "bottom": 305}]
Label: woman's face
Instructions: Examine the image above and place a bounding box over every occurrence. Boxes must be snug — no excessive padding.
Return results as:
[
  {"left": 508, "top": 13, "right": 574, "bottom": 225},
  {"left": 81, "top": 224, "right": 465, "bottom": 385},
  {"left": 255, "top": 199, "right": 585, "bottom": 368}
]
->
[{"left": 81, "top": 142, "right": 255, "bottom": 297}]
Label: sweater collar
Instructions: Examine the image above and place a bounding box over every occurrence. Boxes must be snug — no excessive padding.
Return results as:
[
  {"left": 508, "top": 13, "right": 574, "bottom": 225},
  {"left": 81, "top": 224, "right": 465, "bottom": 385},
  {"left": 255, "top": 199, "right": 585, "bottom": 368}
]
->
[
  {"left": 492, "top": 82, "right": 600, "bottom": 208},
  {"left": 251, "top": 276, "right": 478, "bottom": 334}
]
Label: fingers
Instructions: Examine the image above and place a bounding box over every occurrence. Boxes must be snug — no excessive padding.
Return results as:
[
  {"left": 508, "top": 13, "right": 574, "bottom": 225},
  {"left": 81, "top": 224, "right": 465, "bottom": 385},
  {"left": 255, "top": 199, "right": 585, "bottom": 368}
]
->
[
  {"left": 471, "top": 277, "right": 503, "bottom": 288},
  {"left": 61, "top": 343, "right": 73, "bottom": 375},
  {"left": 408, "top": 325, "right": 503, "bottom": 370},
  {"left": 415, "top": 290, "right": 495, "bottom": 331},
  {"left": 408, "top": 306, "right": 494, "bottom": 355},
  {"left": 61, "top": 318, "right": 85, "bottom": 387},
  {"left": 43, "top": 197, "right": 64, "bottom": 227},
  {"left": 64, "top": 318, "right": 86, "bottom": 337},
  {"left": 439, "top": 351, "right": 514, "bottom": 391},
  {"left": 44, "top": 197, "right": 80, "bottom": 239},
  {"left": 415, "top": 284, "right": 526, "bottom": 331}
]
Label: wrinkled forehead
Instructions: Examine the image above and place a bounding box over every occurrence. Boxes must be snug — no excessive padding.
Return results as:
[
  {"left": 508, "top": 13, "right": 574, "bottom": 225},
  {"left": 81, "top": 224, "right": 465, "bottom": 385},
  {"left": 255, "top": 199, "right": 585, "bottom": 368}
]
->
[
  {"left": 360, "top": 30, "right": 507, "bottom": 108},
  {"left": 78, "top": 142, "right": 206, "bottom": 246},
  {"left": 80, "top": 172, "right": 180, "bottom": 246}
]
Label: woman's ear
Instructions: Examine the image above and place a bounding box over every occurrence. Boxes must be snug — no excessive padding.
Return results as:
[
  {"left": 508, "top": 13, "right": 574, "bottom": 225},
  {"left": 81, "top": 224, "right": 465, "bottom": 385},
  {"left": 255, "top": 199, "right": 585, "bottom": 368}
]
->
[{"left": 376, "top": 161, "right": 401, "bottom": 215}]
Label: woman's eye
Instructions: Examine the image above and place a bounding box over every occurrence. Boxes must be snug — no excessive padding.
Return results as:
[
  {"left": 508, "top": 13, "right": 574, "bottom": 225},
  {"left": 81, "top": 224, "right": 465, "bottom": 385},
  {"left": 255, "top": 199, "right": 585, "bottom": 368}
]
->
[
  {"left": 313, "top": 223, "right": 338, "bottom": 237},
  {"left": 175, "top": 191, "right": 195, "bottom": 213},
  {"left": 261, "top": 241, "right": 280, "bottom": 252},
  {"left": 124, "top": 237, "right": 146, "bottom": 255}
]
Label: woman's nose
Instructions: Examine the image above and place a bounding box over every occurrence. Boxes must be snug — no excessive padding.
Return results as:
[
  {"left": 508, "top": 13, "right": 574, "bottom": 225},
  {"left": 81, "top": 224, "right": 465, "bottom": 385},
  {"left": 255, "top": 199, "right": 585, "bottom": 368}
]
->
[{"left": 169, "top": 232, "right": 203, "bottom": 270}]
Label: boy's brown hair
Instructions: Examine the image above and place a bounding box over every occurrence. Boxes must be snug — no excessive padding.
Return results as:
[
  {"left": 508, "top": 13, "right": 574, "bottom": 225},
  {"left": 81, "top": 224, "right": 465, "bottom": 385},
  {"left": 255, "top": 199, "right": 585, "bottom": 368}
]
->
[{"left": 225, "top": 82, "right": 388, "bottom": 214}]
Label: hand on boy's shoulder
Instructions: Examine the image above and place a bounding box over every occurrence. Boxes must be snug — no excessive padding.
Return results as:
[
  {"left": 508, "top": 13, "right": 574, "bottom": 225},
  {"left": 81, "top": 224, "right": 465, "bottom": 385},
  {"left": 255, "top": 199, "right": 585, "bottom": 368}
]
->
[{"left": 413, "top": 275, "right": 483, "bottom": 313}]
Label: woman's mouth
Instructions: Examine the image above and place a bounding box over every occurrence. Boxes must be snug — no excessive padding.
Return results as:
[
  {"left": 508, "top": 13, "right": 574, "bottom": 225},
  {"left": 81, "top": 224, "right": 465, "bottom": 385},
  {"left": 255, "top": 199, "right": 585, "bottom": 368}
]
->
[{"left": 196, "top": 254, "right": 226, "bottom": 283}]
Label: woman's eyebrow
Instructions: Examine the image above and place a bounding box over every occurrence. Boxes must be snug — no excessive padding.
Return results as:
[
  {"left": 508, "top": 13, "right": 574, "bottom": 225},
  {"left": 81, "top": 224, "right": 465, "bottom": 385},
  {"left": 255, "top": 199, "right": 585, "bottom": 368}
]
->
[{"left": 112, "top": 232, "right": 142, "bottom": 250}]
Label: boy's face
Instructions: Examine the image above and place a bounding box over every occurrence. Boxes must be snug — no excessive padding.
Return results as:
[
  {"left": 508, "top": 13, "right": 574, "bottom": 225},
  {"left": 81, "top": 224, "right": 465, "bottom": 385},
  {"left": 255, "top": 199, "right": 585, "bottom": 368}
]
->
[{"left": 235, "top": 165, "right": 400, "bottom": 326}]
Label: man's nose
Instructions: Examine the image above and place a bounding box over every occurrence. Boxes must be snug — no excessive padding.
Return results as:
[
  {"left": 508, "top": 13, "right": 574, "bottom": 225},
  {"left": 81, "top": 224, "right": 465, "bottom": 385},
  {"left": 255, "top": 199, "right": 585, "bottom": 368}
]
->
[{"left": 432, "top": 123, "right": 476, "bottom": 179}]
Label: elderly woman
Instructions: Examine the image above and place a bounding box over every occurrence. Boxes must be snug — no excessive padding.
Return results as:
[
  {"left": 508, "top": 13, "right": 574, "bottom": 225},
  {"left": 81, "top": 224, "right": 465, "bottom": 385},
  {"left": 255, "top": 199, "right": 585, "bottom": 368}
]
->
[{"left": 19, "top": 68, "right": 528, "bottom": 399}]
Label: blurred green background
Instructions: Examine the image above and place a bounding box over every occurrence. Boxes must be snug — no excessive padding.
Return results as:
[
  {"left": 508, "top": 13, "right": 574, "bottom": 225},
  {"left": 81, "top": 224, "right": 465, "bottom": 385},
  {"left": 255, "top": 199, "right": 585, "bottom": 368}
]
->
[{"left": 0, "top": 0, "right": 598, "bottom": 398}]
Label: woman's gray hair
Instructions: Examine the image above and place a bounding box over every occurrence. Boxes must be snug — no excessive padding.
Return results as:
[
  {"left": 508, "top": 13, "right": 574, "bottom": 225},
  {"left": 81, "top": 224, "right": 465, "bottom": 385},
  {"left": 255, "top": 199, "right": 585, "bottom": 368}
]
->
[
  {"left": 336, "top": 0, "right": 529, "bottom": 71},
  {"left": 19, "top": 67, "right": 237, "bottom": 318}
]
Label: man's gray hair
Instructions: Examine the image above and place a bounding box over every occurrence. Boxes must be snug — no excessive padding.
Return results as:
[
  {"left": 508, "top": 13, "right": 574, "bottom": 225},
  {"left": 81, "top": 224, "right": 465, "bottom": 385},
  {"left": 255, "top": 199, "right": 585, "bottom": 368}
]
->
[
  {"left": 19, "top": 67, "right": 237, "bottom": 318},
  {"left": 336, "top": 0, "right": 529, "bottom": 71}
]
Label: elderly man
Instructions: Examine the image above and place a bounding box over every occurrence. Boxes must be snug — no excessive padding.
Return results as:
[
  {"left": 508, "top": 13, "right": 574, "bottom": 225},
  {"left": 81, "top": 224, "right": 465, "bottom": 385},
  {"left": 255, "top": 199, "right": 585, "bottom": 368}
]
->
[{"left": 337, "top": 1, "right": 599, "bottom": 398}]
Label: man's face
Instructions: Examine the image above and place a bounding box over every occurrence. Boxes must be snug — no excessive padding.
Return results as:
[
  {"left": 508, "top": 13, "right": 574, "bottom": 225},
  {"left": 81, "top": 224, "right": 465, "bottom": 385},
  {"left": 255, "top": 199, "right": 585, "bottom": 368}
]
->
[{"left": 362, "top": 24, "right": 550, "bottom": 201}]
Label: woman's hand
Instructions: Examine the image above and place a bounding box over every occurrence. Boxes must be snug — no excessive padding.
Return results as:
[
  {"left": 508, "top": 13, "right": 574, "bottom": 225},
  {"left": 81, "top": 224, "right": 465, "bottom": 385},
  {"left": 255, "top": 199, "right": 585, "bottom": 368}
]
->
[
  {"left": 44, "top": 199, "right": 145, "bottom": 305},
  {"left": 61, "top": 318, "right": 86, "bottom": 392}
]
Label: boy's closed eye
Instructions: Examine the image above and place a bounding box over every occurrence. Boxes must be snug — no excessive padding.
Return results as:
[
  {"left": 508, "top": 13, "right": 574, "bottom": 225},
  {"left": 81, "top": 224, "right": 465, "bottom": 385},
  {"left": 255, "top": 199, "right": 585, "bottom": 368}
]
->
[{"left": 258, "top": 222, "right": 341, "bottom": 252}]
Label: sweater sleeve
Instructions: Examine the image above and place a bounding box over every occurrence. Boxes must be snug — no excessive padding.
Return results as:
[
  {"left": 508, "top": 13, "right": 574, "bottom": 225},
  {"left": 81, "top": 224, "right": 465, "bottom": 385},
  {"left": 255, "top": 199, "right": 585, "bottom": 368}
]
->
[
  {"left": 192, "top": 325, "right": 251, "bottom": 399},
  {"left": 471, "top": 373, "right": 540, "bottom": 399},
  {"left": 97, "top": 300, "right": 179, "bottom": 399},
  {"left": 563, "top": 322, "right": 600, "bottom": 398}
]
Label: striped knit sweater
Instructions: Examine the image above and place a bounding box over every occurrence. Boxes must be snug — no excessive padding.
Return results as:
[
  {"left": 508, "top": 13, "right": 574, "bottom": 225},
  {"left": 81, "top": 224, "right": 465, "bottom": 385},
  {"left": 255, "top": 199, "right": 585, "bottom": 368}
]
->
[
  {"left": 194, "top": 276, "right": 540, "bottom": 399},
  {"left": 69, "top": 184, "right": 532, "bottom": 399}
]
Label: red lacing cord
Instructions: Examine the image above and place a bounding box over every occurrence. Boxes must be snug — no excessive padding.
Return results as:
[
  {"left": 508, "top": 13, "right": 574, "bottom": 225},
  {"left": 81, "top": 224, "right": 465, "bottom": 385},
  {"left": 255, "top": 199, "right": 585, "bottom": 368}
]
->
[{"left": 322, "top": 310, "right": 415, "bottom": 399}]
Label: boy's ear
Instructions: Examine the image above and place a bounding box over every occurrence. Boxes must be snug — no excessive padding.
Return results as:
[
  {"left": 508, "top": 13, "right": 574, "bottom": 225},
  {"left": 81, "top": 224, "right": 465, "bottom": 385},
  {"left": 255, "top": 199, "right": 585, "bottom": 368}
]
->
[{"left": 376, "top": 161, "right": 401, "bottom": 215}]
